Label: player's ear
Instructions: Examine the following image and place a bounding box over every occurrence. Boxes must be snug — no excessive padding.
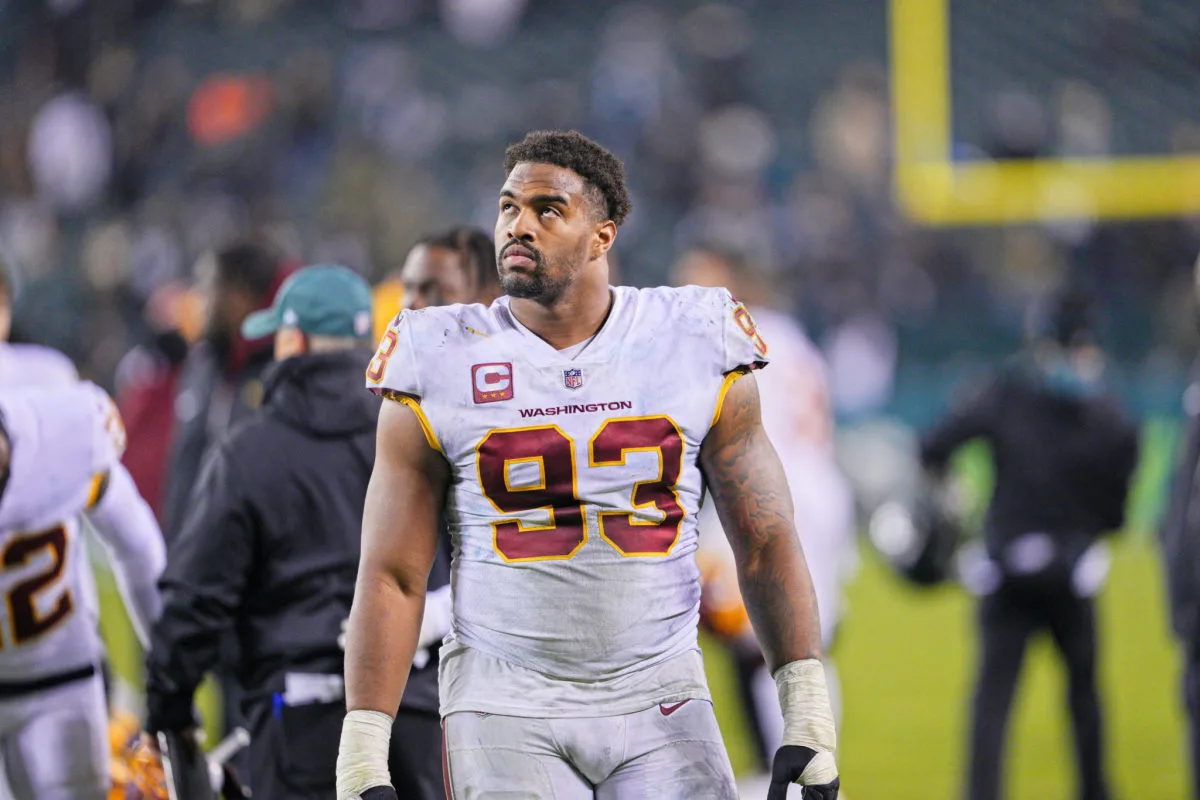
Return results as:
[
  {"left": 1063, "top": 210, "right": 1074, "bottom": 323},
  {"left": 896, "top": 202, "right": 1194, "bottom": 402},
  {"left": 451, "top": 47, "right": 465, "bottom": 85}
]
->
[{"left": 591, "top": 219, "right": 617, "bottom": 260}]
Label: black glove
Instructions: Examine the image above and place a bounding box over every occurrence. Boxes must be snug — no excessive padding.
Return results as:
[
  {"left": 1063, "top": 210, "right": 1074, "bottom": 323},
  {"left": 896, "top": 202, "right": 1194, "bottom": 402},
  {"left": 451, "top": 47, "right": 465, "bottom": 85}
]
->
[
  {"left": 219, "top": 764, "right": 252, "bottom": 799},
  {"left": 358, "top": 788, "right": 399, "bottom": 800},
  {"left": 144, "top": 689, "right": 198, "bottom": 737},
  {"left": 767, "top": 745, "right": 840, "bottom": 800}
]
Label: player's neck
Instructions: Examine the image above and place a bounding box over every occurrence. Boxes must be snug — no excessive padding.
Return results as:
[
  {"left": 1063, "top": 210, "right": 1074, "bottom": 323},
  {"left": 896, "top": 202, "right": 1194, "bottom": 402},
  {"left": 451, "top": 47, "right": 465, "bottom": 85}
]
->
[{"left": 509, "top": 274, "right": 613, "bottom": 351}]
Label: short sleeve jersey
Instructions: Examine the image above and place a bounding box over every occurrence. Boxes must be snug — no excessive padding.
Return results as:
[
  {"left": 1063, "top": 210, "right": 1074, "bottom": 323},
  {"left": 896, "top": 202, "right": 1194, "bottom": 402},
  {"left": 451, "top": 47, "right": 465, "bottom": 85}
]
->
[
  {"left": 0, "top": 382, "right": 125, "bottom": 680},
  {"left": 367, "top": 285, "right": 768, "bottom": 716}
]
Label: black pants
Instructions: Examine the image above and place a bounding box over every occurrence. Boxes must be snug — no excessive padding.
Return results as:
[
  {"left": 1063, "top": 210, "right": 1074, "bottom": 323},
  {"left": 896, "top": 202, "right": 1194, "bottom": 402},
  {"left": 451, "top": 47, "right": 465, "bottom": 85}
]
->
[
  {"left": 219, "top": 667, "right": 250, "bottom": 780},
  {"left": 731, "top": 642, "right": 770, "bottom": 772},
  {"left": 1185, "top": 639, "right": 1200, "bottom": 799},
  {"left": 246, "top": 699, "right": 443, "bottom": 800},
  {"left": 966, "top": 583, "right": 1109, "bottom": 800}
]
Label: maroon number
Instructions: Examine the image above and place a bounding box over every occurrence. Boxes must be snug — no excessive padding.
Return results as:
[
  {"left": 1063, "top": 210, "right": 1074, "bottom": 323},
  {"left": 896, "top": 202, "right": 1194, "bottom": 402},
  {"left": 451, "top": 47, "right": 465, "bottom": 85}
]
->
[
  {"left": 4, "top": 526, "right": 73, "bottom": 645},
  {"left": 733, "top": 305, "right": 769, "bottom": 356},
  {"left": 476, "top": 417, "right": 689, "bottom": 561},
  {"left": 476, "top": 426, "right": 586, "bottom": 561},
  {"left": 366, "top": 328, "right": 399, "bottom": 384},
  {"left": 589, "top": 416, "right": 686, "bottom": 556}
]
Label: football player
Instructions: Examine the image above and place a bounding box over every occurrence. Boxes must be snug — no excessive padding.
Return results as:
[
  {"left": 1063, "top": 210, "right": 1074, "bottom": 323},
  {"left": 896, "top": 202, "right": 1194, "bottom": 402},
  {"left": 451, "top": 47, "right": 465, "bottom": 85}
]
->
[
  {"left": 338, "top": 131, "right": 840, "bottom": 799},
  {"left": 0, "top": 381, "right": 165, "bottom": 799},
  {"left": 672, "top": 246, "right": 857, "bottom": 787},
  {"left": 399, "top": 226, "right": 502, "bottom": 311}
]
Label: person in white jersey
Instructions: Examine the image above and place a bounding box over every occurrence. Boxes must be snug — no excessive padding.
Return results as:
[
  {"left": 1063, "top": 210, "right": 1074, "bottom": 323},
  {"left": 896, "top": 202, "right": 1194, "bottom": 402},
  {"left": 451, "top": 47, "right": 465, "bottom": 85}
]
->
[
  {"left": 336, "top": 131, "right": 841, "bottom": 800},
  {"left": 672, "top": 245, "right": 857, "bottom": 788},
  {"left": 0, "top": 381, "right": 165, "bottom": 799}
]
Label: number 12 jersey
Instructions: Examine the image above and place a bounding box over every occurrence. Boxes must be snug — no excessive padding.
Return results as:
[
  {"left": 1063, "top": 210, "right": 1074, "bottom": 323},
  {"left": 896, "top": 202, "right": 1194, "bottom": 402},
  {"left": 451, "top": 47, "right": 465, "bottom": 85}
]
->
[
  {"left": 0, "top": 382, "right": 125, "bottom": 681},
  {"left": 367, "top": 285, "right": 768, "bottom": 717}
]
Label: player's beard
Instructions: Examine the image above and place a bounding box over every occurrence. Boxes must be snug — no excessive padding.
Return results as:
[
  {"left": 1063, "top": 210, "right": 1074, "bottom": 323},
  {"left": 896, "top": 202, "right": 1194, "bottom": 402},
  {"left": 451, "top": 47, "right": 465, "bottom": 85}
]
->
[{"left": 498, "top": 240, "right": 583, "bottom": 304}]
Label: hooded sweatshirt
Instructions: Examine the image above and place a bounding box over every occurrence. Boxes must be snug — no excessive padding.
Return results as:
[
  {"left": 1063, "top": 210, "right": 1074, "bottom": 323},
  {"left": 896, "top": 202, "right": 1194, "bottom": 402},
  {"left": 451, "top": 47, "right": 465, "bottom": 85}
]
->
[{"left": 145, "top": 349, "right": 446, "bottom": 729}]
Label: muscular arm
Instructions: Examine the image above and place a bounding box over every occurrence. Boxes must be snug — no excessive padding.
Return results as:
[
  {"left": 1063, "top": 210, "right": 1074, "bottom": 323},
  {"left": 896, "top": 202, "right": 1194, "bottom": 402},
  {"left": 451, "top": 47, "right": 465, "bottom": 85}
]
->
[
  {"left": 703, "top": 372, "right": 840, "bottom": 793},
  {"left": 700, "top": 372, "right": 821, "bottom": 671},
  {"left": 85, "top": 463, "right": 165, "bottom": 645},
  {"left": 344, "top": 398, "right": 449, "bottom": 715}
]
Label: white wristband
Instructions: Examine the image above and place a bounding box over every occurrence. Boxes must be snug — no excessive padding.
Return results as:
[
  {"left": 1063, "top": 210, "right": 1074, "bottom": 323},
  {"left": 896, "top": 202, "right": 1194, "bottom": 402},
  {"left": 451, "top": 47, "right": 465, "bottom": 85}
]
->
[
  {"left": 774, "top": 658, "right": 838, "bottom": 784},
  {"left": 336, "top": 709, "right": 394, "bottom": 800}
]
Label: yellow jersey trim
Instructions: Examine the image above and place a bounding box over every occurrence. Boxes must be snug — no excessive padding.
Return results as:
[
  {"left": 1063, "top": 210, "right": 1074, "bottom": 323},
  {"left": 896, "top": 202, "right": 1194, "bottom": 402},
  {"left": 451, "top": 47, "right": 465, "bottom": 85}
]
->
[
  {"left": 383, "top": 391, "right": 444, "bottom": 454},
  {"left": 85, "top": 471, "right": 109, "bottom": 510},
  {"left": 711, "top": 368, "right": 751, "bottom": 429}
]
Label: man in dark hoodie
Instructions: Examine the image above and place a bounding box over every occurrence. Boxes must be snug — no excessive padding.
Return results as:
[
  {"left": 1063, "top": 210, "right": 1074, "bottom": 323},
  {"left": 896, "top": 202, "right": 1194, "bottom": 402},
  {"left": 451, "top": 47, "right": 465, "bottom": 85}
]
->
[
  {"left": 143, "top": 265, "right": 444, "bottom": 799},
  {"left": 921, "top": 289, "right": 1139, "bottom": 800},
  {"left": 1162, "top": 251, "right": 1200, "bottom": 800}
]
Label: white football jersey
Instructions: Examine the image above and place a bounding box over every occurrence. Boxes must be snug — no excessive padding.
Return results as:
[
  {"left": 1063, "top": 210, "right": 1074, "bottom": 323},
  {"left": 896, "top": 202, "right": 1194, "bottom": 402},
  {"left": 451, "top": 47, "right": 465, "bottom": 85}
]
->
[
  {"left": 0, "top": 343, "right": 77, "bottom": 389},
  {"left": 0, "top": 382, "right": 125, "bottom": 681},
  {"left": 697, "top": 307, "right": 856, "bottom": 648},
  {"left": 751, "top": 308, "right": 835, "bottom": 455},
  {"left": 368, "top": 285, "right": 768, "bottom": 716}
]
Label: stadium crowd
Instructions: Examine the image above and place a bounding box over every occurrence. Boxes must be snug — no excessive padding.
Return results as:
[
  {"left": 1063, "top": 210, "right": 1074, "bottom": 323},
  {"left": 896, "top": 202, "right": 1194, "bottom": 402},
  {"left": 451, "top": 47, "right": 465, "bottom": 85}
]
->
[
  {"left": 3, "top": 1, "right": 1200, "bottom": 798},
  {"left": 2, "top": 0, "right": 1199, "bottom": 419}
]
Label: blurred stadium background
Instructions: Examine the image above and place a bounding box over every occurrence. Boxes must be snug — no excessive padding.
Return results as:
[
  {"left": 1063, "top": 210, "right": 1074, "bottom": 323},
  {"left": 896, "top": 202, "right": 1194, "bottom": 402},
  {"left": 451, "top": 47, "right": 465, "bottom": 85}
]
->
[{"left": 2, "top": 0, "right": 1198, "bottom": 796}]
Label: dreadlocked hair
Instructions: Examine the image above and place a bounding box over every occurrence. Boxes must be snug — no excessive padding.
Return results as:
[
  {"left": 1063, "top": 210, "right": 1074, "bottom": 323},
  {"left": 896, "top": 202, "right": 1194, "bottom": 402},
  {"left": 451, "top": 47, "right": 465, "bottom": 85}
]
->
[{"left": 419, "top": 226, "right": 498, "bottom": 294}]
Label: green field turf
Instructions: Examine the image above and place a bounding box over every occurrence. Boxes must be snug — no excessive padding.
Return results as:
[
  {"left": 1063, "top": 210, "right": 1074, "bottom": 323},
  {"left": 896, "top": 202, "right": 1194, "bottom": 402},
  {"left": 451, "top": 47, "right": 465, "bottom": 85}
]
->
[
  {"left": 702, "top": 542, "right": 1189, "bottom": 799},
  {"left": 95, "top": 419, "right": 1193, "bottom": 798},
  {"left": 101, "top": 541, "right": 1187, "bottom": 799},
  {"left": 103, "top": 542, "right": 1190, "bottom": 796},
  {"left": 706, "top": 419, "right": 1191, "bottom": 798},
  {"left": 92, "top": 559, "right": 225, "bottom": 745}
]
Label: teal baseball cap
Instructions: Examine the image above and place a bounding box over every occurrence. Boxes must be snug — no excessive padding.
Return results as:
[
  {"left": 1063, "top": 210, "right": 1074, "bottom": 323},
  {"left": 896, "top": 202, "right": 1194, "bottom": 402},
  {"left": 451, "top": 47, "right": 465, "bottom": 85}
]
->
[{"left": 241, "top": 264, "right": 374, "bottom": 340}]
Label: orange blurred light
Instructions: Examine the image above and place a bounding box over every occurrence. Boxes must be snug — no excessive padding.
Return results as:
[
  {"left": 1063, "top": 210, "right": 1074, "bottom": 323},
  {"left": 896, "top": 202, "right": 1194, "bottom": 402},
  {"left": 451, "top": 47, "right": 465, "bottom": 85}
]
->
[{"left": 186, "top": 73, "right": 273, "bottom": 147}]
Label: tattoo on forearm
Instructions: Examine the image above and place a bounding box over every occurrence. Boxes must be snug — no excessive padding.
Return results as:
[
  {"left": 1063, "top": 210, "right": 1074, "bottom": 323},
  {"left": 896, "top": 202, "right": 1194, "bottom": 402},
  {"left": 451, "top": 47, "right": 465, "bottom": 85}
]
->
[{"left": 702, "top": 377, "right": 822, "bottom": 670}]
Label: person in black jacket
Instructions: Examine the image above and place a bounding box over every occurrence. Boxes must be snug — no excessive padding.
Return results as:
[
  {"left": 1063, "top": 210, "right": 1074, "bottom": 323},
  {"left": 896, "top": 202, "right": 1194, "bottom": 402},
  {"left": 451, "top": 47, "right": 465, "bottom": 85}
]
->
[
  {"left": 158, "top": 241, "right": 282, "bottom": 774},
  {"left": 1161, "top": 253, "right": 1200, "bottom": 800},
  {"left": 144, "top": 265, "right": 446, "bottom": 800},
  {"left": 921, "top": 290, "right": 1139, "bottom": 800},
  {"left": 161, "top": 241, "right": 281, "bottom": 541}
]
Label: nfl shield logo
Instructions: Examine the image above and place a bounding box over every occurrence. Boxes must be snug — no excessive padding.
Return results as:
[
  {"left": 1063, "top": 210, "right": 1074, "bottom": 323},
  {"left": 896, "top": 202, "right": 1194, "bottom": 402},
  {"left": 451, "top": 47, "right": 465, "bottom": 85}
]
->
[{"left": 563, "top": 368, "right": 583, "bottom": 390}]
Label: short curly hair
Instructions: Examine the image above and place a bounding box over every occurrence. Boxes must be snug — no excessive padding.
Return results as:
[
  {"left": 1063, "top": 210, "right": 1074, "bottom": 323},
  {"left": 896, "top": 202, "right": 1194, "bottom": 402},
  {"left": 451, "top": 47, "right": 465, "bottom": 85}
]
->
[{"left": 504, "top": 130, "right": 632, "bottom": 227}]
